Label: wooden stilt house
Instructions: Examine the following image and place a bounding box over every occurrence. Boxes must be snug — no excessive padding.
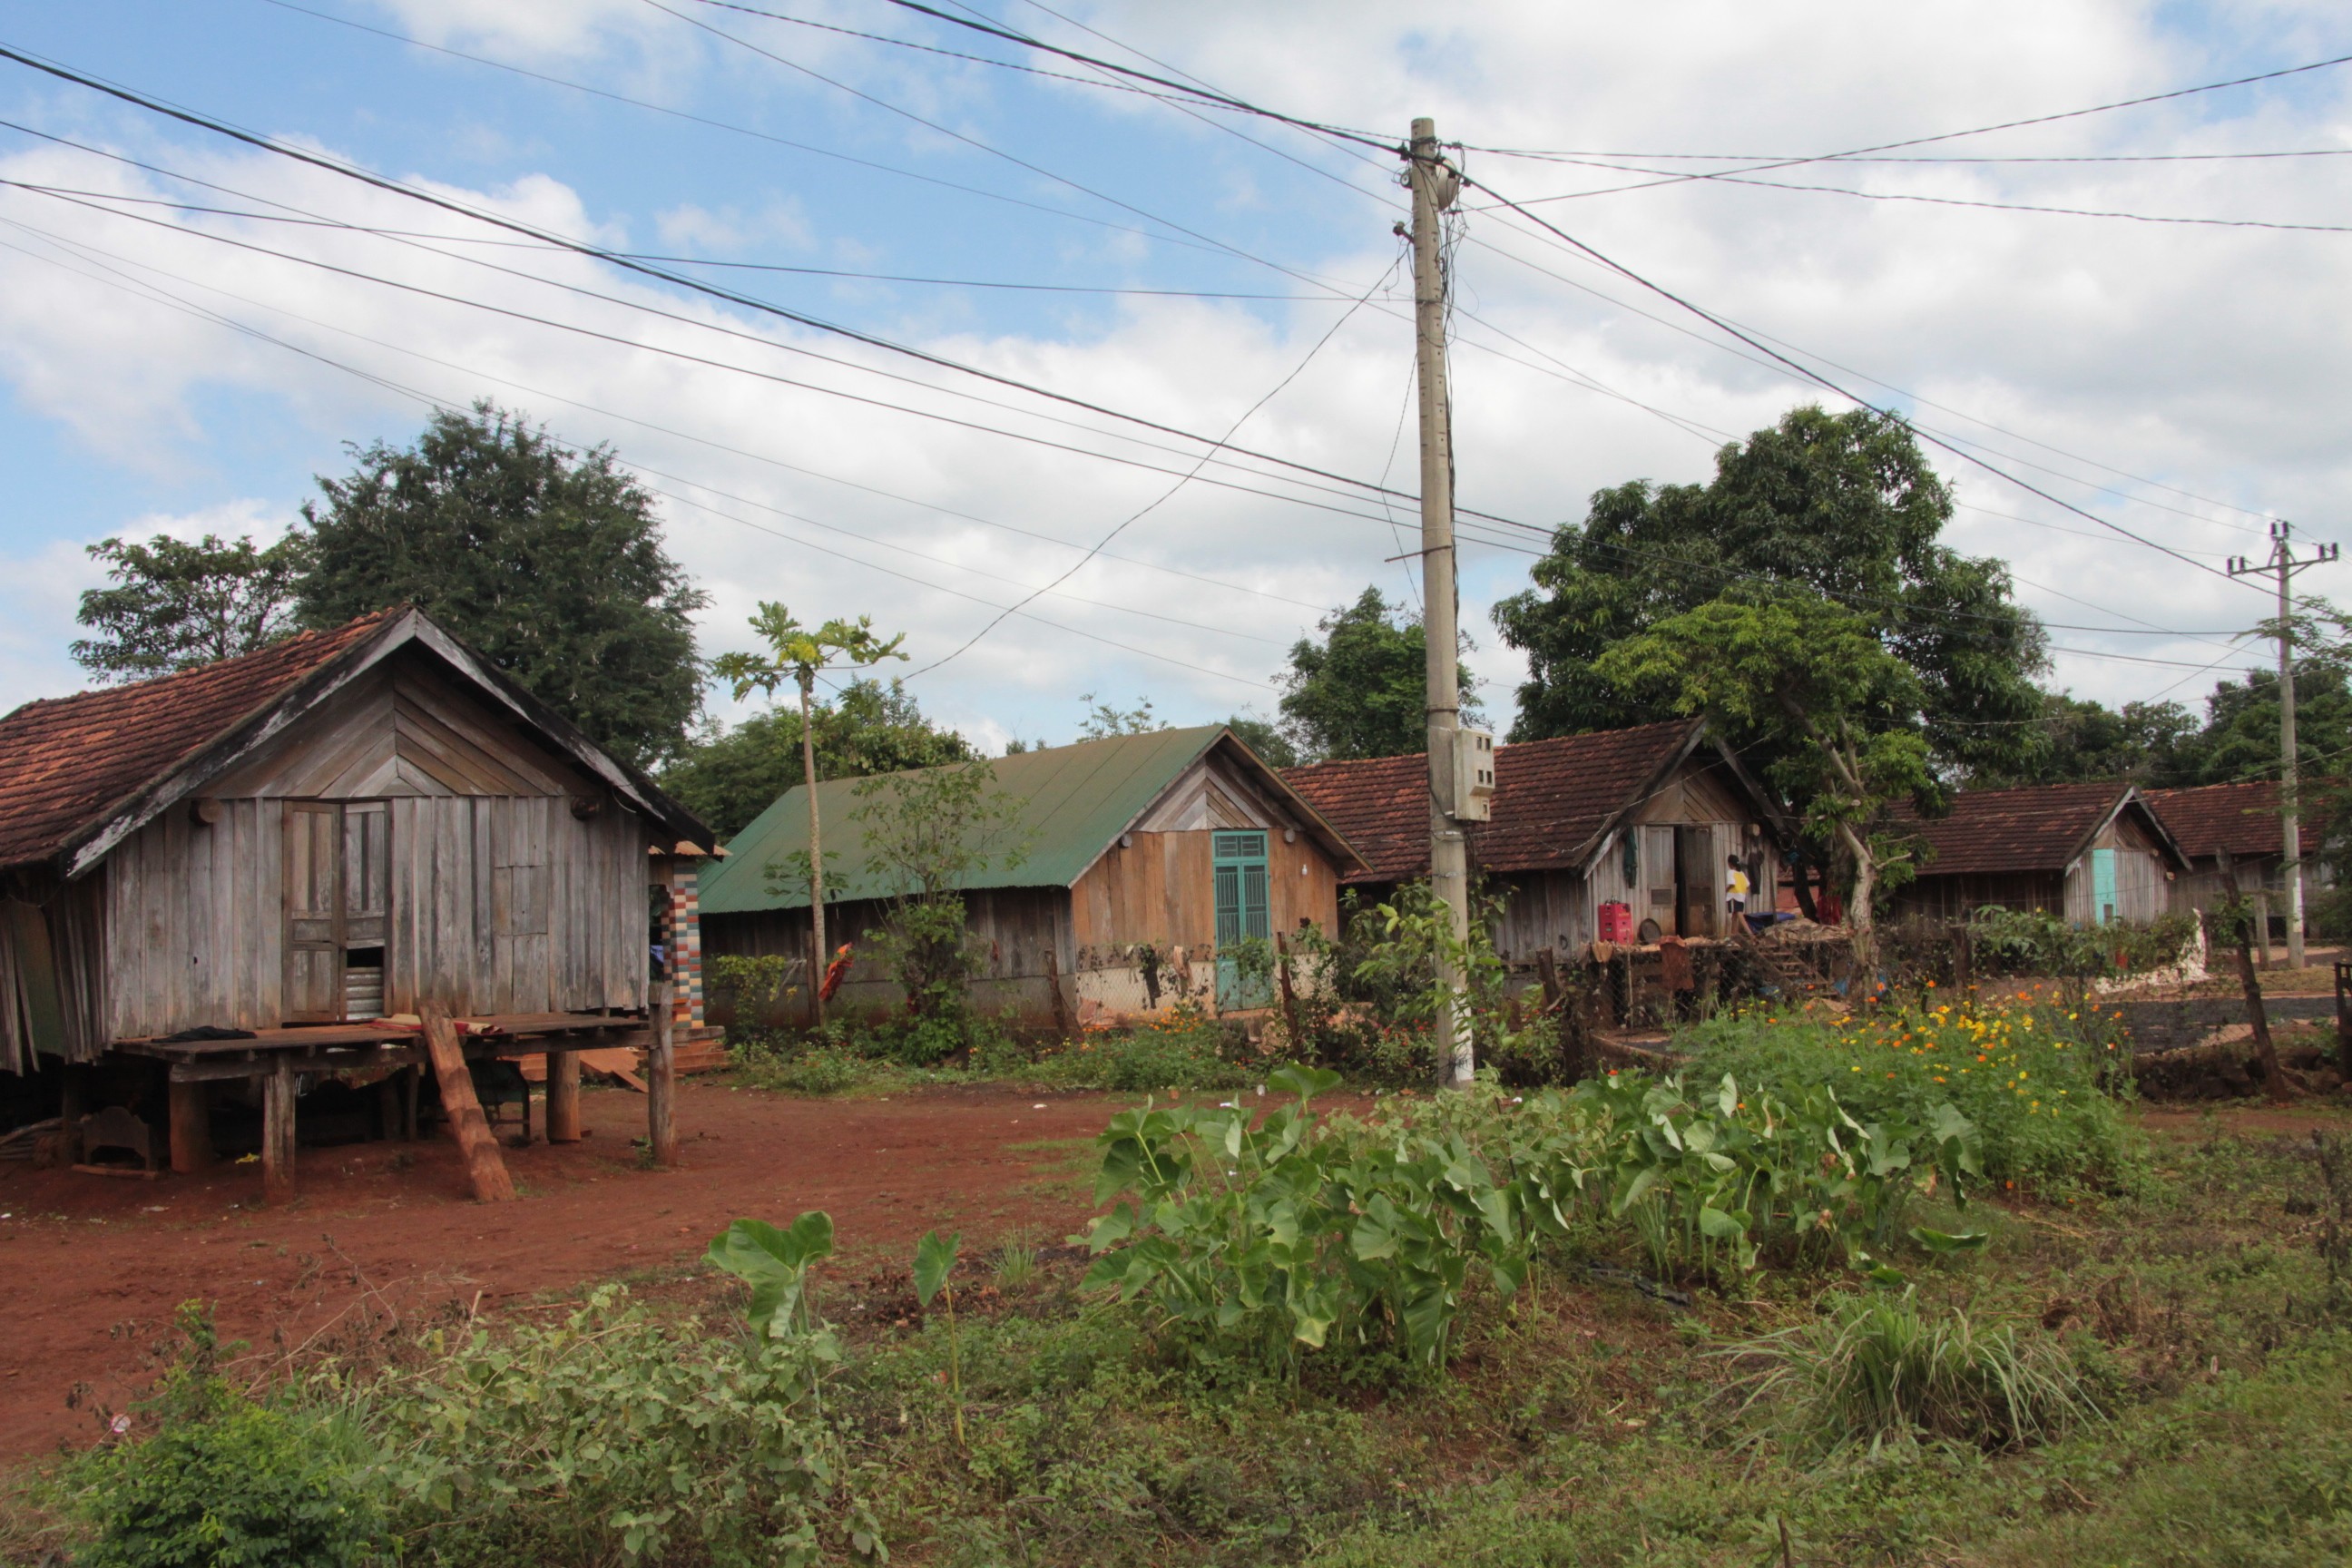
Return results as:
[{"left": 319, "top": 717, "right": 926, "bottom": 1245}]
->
[
  {"left": 1885, "top": 783, "right": 2186, "bottom": 925},
  {"left": 0, "top": 607, "right": 717, "bottom": 1194}
]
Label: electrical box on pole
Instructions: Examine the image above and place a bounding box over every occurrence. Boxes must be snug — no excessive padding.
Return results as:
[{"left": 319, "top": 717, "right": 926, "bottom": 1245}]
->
[{"left": 1454, "top": 728, "right": 1495, "bottom": 822}]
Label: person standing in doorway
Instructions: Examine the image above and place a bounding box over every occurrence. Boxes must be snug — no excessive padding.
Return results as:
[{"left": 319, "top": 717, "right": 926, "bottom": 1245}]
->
[{"left": 1725, "top": 855, "right": 1751, "bottom": 929}]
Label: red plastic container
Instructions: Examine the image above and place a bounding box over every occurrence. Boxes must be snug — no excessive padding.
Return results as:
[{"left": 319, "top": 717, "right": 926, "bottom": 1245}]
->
[{"left": 1596, "top": 901, "right": 1634, "bottom": 943}]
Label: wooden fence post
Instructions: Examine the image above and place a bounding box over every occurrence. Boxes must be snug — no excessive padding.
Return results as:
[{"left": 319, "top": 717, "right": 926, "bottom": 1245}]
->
[
  {"left": 261, "top": 1056, "right": 297, "bottom": 1205},
  {"left": 1948, "top": 922, "right": 1974, "bottom": 997},
  {"left": 1275, "top": 932, "right": 1305, "bottom": 1048},
  {"left": 2215, "top": 854, "right": 2292, "bottom": 1103},
  {"left": 168, "top": 1078, "right": 212, "bottom": 1174},
  {"left": 1043, "top": 946, "right": 1078, "bottom": 1041},
  {"left": 649, "top": 979, "right": 678, "bottom": 1167},
  {"left": 421, "top": 1003, "right": 518, "bottom": 1201}
]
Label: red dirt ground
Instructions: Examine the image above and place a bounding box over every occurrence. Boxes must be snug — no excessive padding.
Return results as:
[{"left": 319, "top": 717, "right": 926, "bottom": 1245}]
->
[{"left": 0, "top": 1081, "right": 1133, "bottom": 1459}]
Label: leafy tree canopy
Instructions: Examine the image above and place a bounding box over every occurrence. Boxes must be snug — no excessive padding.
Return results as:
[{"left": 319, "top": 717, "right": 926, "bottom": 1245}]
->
[
  {"left": 1278, "top": 587, "right": 1477, "bottom": 763},
  {"left": 72, "top": 532, "right": 310, "bottom": 683},
  {"left": 1962, "top": 691, "right": 2203, "bottom": 788},
  {"left": 1494, "top": 406, "right": 2045, "bottom": 784},
  {"left": 1596, "top": 586, "right": 1937, "bottom": 952},
  {"left": 659, "top": 680, "right": 976, "bottom": 841},
  {"left": 297, "top": 402, "right": 707, "bottom": 768},
  {"left": 1223, "top": 715, "right": 1299, "bottom": 769}
]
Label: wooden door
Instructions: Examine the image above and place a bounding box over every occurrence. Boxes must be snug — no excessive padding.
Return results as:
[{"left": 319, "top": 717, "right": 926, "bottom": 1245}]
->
[
  {"left": 1639, "top": 826, "right": 1677, "bottom": 939},
  {"left": 284, "top": 802, "right": 344, "bottom": 1022},
  {"left": 284, "top": 801, "right": 391, "bottom": 1023}
]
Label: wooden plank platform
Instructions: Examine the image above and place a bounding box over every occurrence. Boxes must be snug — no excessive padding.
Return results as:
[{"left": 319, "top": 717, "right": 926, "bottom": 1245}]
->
[{"left": 113, "top": 1013, "right": 652, "bottom": 1077}]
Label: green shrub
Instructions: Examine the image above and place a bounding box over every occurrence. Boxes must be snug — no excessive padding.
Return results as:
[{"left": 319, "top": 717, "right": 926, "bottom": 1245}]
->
[
  {"left": 315, "top": 1285, "right": 880, "bottom": 1566},
  {"left": 1724, "top": 1287, "right": 2098, "bottom": 1453},
  {"left": 733, "top": 1040, "right": 870, "bottom": 1095},
  {"left": 1682, "top": 996, "right": 2143, "bottom": 1194},
  {"left": 992, "top": 1006, "right": 1250, "bottom": 1092},
  {"left": 74, "top": 1305, "right": 382, "bottom": 1568}
]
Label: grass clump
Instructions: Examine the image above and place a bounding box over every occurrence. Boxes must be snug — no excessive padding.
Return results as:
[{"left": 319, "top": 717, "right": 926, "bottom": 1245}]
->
[{"left": 1725, "top": 1287, "right": 2097, "bottom": 1453}]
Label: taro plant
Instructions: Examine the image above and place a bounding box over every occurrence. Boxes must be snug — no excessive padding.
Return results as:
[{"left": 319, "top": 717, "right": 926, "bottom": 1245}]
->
[
  {"left": 708, "top": 1210, "right": 836, "bottom": 1339},
  {"left": 1080, "top": 1064, "right": 1991, "bottom": 1378},
  {"left": 913, "top": 1230, "right": 965, "bottom": 1447}
]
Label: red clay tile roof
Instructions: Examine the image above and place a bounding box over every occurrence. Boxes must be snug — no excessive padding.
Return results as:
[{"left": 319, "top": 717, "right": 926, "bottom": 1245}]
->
[
  {"left": 2144, "top": 781, "right": 2308, "bottom": 860},
  {"left": 0, "top": 612, "right": 397, "bottom": 869},
  {"left": 1887, "top": 782, "right": 2167, "bottom": 877},
  {"left": 1282, "top": 720, "right": 1710, "bottom": 883}
]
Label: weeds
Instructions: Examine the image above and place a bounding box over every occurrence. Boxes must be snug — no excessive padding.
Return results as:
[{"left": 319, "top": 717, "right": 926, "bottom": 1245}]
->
[{"left": 1724, "top": 1287, "right": 2096, "bottom": 1453}]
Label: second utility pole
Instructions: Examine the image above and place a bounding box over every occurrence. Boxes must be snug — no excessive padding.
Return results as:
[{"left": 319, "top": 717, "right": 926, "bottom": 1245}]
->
[
  {"left": 1406, "top": 116, "right": 1474, "bottom": 1086},
  {"left": 2229, "top": 520, "right": 2340, "bottom": 971}
]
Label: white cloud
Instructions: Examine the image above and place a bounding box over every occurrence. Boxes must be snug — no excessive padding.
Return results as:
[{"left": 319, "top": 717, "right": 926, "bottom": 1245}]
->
[{"left": 3, "top": 2, "right": 2347, "bottom": 736}]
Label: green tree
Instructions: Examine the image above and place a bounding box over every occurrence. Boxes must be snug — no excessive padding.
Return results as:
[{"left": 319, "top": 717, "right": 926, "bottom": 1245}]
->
[
  {"left": 1494, "top": 406, "right": 2044, "bottom": 781},
  {"left": 296, "top": 403, "right": 706, "bottom": 767},
  {"left": 1963, "top": 691, "right": 2201, "bottom": 788},
  {"left": 1278, "top": 587, "right": 1477, "bottom": 762},
  {"left": 1596, "top": 588, "right": 1937, "bottom": 968},
  {"left": 72, "top": 532, "right": 310, "bottom": 683},
  {"left": 713, "top": 603, "right": 907, "bottom": 1027},
  {"left": 1223, "top": 714, "right": 1299, "bottom": 768},
  {"left": 1078, "top": 691, "right": 1163, "bottom": 739},
  {"left": 659, "top": 680, "right": 975, "bottom": 841},
  {"left": 846, "top": 759, "right": 1028, "bottom": 1048}
]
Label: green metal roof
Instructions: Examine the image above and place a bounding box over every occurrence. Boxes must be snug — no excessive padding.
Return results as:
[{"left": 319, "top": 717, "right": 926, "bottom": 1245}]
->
[{"left": 700, "top": 725, "right": 1234, "bottom": 915}]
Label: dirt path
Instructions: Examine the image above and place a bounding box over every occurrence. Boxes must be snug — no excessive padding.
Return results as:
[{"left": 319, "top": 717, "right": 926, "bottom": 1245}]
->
[{"left": 0, "top": 1081, "right": 1128, "bottom": 1459}]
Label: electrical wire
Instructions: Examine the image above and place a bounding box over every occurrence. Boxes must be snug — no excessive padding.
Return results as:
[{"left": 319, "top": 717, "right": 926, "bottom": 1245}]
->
[
  {"left": 0, "top": 41, "right": 1447, "bottom": 521},
  {"left": 1471, "top": 152, "right": 2352, "bottom": 235},
  {"left": 902, "top": 256, "right": 1401, "bottom": 679},
  {"left": 1459, "top": 46, "right": 2352, "bottom": 175},
  {"left": 0, "top": 210, "right": 1291, "bottom": 691}
]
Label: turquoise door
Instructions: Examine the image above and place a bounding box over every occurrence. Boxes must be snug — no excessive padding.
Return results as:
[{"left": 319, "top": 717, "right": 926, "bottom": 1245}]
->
[
  {"left": 1213, "top": 830, "right": 1272, "bottom": 1009},
  {"left": 2090, "top": 848, "right": 2119, "bottom": 924}
]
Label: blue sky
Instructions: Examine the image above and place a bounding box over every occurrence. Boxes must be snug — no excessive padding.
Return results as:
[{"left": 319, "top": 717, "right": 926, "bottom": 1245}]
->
[{"left": 3, "top": 1, "right": 2348, "bottom": 750}]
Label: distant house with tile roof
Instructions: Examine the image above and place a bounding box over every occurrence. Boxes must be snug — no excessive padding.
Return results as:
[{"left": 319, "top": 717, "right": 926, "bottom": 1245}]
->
[
  {"left": 2144, "top": 779, "right": 2321, "bottom": 930},
  {"left": 1282, "top": 720, "right": 1792, "bottom": 956},
  {"left": 1884, "top": 782, "right": 2187, "bottom": 926},
  {"left": 0, "top": 606, "right": 715, "bottom": 1077},
  {"left": 698, "top": 726, "right": 1361, "bottom": 1024}
]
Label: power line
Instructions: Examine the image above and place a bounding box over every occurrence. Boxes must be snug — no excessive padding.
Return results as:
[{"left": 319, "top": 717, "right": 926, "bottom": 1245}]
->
[
  {"left": 1460, "top": 46, "right": 2352, "bottom": 176},
  {"left": 0, "top": 210, "right": 1290, "bottom": 691},
  {"left": 0, "top": 39, "right": 1445, "bottom": 519},
  {"left": 1449, "top": 147, "right": 2352, "bottom": 166},
  {"left": 252, "top": 0, "right": 1262, "bottom": 263},
  {"left": 903, "top": 256, "right": 1401, "bottom": 680},
  {"left": 0, "top": 172, "right": 1436, "bottom": 533},
  {"left": 1474, "top": 152, "right": 2352, "bottom": 235},
  {"left": 1456, "top": 184, "right": 2273, "bottom": 587}
]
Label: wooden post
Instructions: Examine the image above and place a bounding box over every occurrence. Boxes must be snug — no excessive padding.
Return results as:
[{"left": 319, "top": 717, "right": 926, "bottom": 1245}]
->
[
  {"left": 2255, "top": 890, "right": 2274, "bottom": 968},
  {"left": 1949, "top": 922, "right": 1974, "bottom": 998},
  {"left": 547, "top": 1050, "right": 583, "bottom": 1143},
  {"left": 1274, "top": 932, "right": 1305, "bottom": 1048},
  {"left": 421, "top": 1003, "right": 518, "bottom": 1201},
  {"left": 261, "top": 1056, "right": 296, "bottom": 1205},
  {"left": 2337, "top": 961, "right": 2352, "bottom": 1080},
  {"left": 1535, "top": 946, "right": 1563, "bottom": 1014},
  {"left": 399, "top": 1065, "right": 420, "bottom": 1141},
  {"left": 1043, "top": 945, "right": 1078, "bottom": 1041},
  {"left": 168, "top": 1078, "right": 212, "bottom": 1174},
  {"left": 648, "top": 979, "right": 678, "bottom": 1167},
  {"left": 2215, "top": 854, "right": 2292, "bottom": 1103}
]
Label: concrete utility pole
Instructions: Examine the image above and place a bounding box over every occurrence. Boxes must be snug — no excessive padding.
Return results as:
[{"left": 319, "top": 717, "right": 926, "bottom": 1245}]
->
[
  {"left": 1406, "top": 116, "right": 1474, "bottom": 1086},
  {"left": 2229, "top": 521, "right": 2340, "bottom": 971}
]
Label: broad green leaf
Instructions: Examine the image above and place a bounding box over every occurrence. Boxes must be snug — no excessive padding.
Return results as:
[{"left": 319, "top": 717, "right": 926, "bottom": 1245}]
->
[
  {"left": 1696, "top": 1205, "right": 1745, "bottom": 1240},
  {"left": 913, "top": 1230, "right": 960, "bottom": 1308},
  {"left": 1269, "top": 1063, "right": 1342, "bottom": 1102}
]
